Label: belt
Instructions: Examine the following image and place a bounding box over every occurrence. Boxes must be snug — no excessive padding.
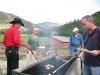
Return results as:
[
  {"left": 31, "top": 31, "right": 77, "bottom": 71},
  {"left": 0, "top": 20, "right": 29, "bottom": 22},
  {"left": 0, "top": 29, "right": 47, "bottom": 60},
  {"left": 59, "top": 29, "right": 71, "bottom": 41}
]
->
[
  {"left": 72, "top": 44, "right": 80, "bottom": 47},
  {"left": 5, "top": 46, "right": 19, "bottom": 55},
  {"left": 6, "top": 46, "right": 19, "bottom": 52},
  {"left": 6, "top": 46, "right": 19, "bottom": 49}
]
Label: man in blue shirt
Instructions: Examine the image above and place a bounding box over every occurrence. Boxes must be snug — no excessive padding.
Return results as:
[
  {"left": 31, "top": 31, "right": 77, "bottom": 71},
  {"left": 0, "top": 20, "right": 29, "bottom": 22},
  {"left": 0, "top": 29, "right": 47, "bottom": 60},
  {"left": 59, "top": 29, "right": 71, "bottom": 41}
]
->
[{"left": 69, "top": 27, "right": 84, "bottom": 56}]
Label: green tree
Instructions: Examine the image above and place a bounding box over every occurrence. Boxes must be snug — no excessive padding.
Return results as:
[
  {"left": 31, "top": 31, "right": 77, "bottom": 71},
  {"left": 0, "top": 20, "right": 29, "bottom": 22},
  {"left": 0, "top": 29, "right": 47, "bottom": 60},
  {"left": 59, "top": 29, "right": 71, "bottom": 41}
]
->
[{"left": 56, "top": 11, "right": 100, "bottom": 36}]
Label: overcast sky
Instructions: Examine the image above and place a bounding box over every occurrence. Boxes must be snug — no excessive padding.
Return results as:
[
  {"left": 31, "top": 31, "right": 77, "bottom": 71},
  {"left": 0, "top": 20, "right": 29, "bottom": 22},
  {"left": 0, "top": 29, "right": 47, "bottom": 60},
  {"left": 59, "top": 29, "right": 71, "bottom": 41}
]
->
[{"left": 0, "top": 0, "right": 99, "bottom": 24}]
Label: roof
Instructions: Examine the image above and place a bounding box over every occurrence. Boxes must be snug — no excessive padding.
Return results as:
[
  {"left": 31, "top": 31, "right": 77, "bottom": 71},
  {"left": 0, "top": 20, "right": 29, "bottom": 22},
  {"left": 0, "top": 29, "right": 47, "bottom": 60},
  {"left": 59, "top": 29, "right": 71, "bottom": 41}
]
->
[{"left": 51, "top": 36, "right": 69, "bottom": 43}]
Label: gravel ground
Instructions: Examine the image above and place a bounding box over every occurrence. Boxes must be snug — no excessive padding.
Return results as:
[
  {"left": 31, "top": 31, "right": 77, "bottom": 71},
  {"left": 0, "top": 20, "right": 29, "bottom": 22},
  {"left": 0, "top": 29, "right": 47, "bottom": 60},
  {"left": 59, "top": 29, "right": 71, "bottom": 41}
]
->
[
  {"left": 0, "top": 60, "right": 7, "bottom": 75},
  {"left": 0, "top": 59, "right": 28, "bottom": 75}
]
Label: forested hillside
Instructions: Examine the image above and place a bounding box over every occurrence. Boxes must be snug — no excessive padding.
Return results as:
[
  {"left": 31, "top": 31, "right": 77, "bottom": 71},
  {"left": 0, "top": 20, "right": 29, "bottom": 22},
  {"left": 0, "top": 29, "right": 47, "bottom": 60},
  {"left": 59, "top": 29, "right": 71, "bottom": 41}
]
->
[
  {"left": 0, "top": 11, "right": 34, "bottom": 29},
  {"left": 57, "top": 11, "right": 100, "bottom": 36},
  {"left": 0, "top": 11, "right": 100, "bottom": 36}
]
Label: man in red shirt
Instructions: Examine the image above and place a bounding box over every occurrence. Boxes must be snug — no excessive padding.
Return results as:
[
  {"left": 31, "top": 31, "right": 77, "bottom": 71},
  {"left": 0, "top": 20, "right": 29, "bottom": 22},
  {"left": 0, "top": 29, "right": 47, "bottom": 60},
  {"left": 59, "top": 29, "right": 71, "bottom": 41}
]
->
[{"left": 3, "top": 18, "right": 31, "bottom": 75}]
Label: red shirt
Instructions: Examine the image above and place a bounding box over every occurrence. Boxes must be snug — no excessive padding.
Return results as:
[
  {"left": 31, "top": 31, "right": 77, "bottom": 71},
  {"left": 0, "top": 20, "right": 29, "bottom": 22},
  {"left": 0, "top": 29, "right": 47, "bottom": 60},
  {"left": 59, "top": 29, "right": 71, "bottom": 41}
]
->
[{"left": 3, "top": 25, "right": 22, "bottom": 47}]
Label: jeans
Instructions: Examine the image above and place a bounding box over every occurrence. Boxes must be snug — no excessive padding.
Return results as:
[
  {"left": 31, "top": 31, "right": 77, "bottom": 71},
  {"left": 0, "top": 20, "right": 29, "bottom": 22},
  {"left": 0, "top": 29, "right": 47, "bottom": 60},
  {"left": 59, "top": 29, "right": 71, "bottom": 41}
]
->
[
  {"left": 5, "top": 46, "right": 19, "bottom": 75},
  {"left": 83, "top": 63, "right": 100, "bottom": 75},
  {"left": 91, "top": 67, "right": 100, "bottom": 75},
  {"left": 70, "top": 48, "right": 79, "bottom": 56}
]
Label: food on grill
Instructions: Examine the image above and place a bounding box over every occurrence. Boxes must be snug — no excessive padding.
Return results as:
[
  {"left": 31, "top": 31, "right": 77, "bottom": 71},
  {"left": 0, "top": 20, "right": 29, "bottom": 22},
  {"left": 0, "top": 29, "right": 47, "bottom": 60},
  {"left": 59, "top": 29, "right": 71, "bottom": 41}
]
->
[
  {"left": 50, "top": 65, "right": 54, "bottom": 68},
  {"left": 48, "top": 73, "right": 52, "bottom": 75},
  {"left": 44, "top": 64, "right": 54, "bottom": 69},
  {"left": 62, "top": 60, "right": 66, "bottom": 62}
]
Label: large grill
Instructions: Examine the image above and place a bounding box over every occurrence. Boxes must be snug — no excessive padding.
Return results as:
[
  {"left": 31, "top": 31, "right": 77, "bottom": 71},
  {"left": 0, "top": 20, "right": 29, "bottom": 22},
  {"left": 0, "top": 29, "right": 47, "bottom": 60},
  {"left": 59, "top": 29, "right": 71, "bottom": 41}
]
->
[{"left": 12, "top": 55, "right": 82, "bottom": 75}]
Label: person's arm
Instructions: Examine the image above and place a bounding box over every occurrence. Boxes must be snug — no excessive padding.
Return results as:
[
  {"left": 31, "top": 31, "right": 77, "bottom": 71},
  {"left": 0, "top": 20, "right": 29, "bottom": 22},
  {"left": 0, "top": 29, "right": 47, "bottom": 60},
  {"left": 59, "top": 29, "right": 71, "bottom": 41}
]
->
[
  {"left": 13, "top": 30, "right": 31, "bottom": 50},
  {"left": 91, "top": 50, "right": 100, "bottom": 56},
  {"left": 20, "top": 42, "right": 31, "bottom": 50},
  {"left": 25, "top": 35, "right": 31, "bottom": 44},
  {"left": 91, "top": 28, "right": 100, "bottom": 56},
  {"left": 21, "top": 36, "right": 31, "bottom": 50},
  {"left": 77, "top": 48, "right": 100, "bottom": 56}
]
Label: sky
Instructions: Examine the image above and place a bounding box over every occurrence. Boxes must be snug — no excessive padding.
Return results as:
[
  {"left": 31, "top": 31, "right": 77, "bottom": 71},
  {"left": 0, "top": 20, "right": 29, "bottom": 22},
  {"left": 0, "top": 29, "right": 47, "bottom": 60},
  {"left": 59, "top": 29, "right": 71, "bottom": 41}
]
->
[{"left": 0, "top": 0, "right": 100, "bottom": 24}]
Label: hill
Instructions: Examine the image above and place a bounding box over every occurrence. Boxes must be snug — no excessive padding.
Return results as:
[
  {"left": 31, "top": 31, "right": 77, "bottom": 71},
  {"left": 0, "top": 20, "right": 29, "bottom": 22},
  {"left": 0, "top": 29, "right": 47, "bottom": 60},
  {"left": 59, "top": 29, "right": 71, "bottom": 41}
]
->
[
  {"left": 57, "top": 11, "right": 100, "bottom": 36},
  {"left": 36, "top": 22, "right": 60, "bottom": 29},
  {"left": 0, "top": 11, "right": 61, "bottom": 36},
  {"left": 0, "top": 11, "right": 61, "bottom": 31},
  {"left": 36, "top": 22, "right": 59, "bottom": 36},
  {"left": 0, "top": 11, "right": 34, "bottom": 29}
]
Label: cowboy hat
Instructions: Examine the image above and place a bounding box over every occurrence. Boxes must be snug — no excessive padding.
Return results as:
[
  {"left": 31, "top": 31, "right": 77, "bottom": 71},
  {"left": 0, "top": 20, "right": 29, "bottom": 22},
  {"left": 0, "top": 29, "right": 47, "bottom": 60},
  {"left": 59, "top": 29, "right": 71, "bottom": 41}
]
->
[
  {"left": 72, "top": 27, "right": 79, "bottom": 32},
  {"left": 9, "top": 18, "right": 24, "bottom": 26}
]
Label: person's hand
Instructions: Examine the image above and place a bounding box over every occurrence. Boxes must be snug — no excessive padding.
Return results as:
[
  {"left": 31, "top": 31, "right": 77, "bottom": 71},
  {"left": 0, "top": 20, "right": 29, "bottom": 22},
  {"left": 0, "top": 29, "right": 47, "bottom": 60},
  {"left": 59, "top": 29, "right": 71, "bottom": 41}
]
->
[
  {"left": 91, "top": 50, "right": 100, "bottom": 56},
  {"left": 74, "top": 51, "right": 81, "bottom": 56},
  {"left": 27, "top": 46, "right": 31, "bottom": 50},
  {"left": 26, "top": 44, "right": 32, "bottom": 50},
  {"left": 79, "top": 48, "right": 87, "bottom": 52},
  {"left": 21, "top": 42, "right": 32, "bottom": 50},
  {"left": 26, "top": 50, "right": 29, "bottom": 53}
]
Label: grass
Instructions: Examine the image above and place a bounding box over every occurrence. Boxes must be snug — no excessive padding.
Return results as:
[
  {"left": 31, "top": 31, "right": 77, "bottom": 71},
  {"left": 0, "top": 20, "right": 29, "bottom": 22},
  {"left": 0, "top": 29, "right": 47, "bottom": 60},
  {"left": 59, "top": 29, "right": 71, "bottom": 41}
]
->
[
  {"left": 39, "top": 36, "right": 49, "bottom": 45},
  {"left": 0, "top": 36, "right": 50, "bottom": 60},
  {"left": 0, "top": 34, "right": 3, "bottom": 43},
  {"left": 0, "top": 34, "right": 49, "bottom": 44}
]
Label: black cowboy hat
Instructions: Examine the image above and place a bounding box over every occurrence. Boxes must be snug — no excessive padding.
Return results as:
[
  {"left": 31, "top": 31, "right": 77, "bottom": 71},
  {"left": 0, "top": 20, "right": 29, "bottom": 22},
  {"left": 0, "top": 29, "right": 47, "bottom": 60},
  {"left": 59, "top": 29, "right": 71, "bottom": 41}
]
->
[{"left": 9, "top": 18, "right": 24, "bottom": 26}]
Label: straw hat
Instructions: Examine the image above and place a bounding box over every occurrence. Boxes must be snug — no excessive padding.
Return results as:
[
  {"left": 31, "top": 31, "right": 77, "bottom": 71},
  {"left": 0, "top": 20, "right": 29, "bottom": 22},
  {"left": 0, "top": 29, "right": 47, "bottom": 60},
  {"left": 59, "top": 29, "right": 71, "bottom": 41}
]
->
[{"left": 72, "top": 27, "right": 79, "bottom": 32}]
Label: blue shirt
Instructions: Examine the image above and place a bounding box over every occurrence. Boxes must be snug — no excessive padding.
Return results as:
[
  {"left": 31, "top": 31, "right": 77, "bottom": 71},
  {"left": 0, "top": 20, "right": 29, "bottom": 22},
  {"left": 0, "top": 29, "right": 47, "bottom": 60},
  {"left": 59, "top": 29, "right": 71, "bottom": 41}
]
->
[{"left": 69, "top": 33, "right": 84, "bottom": 55}]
